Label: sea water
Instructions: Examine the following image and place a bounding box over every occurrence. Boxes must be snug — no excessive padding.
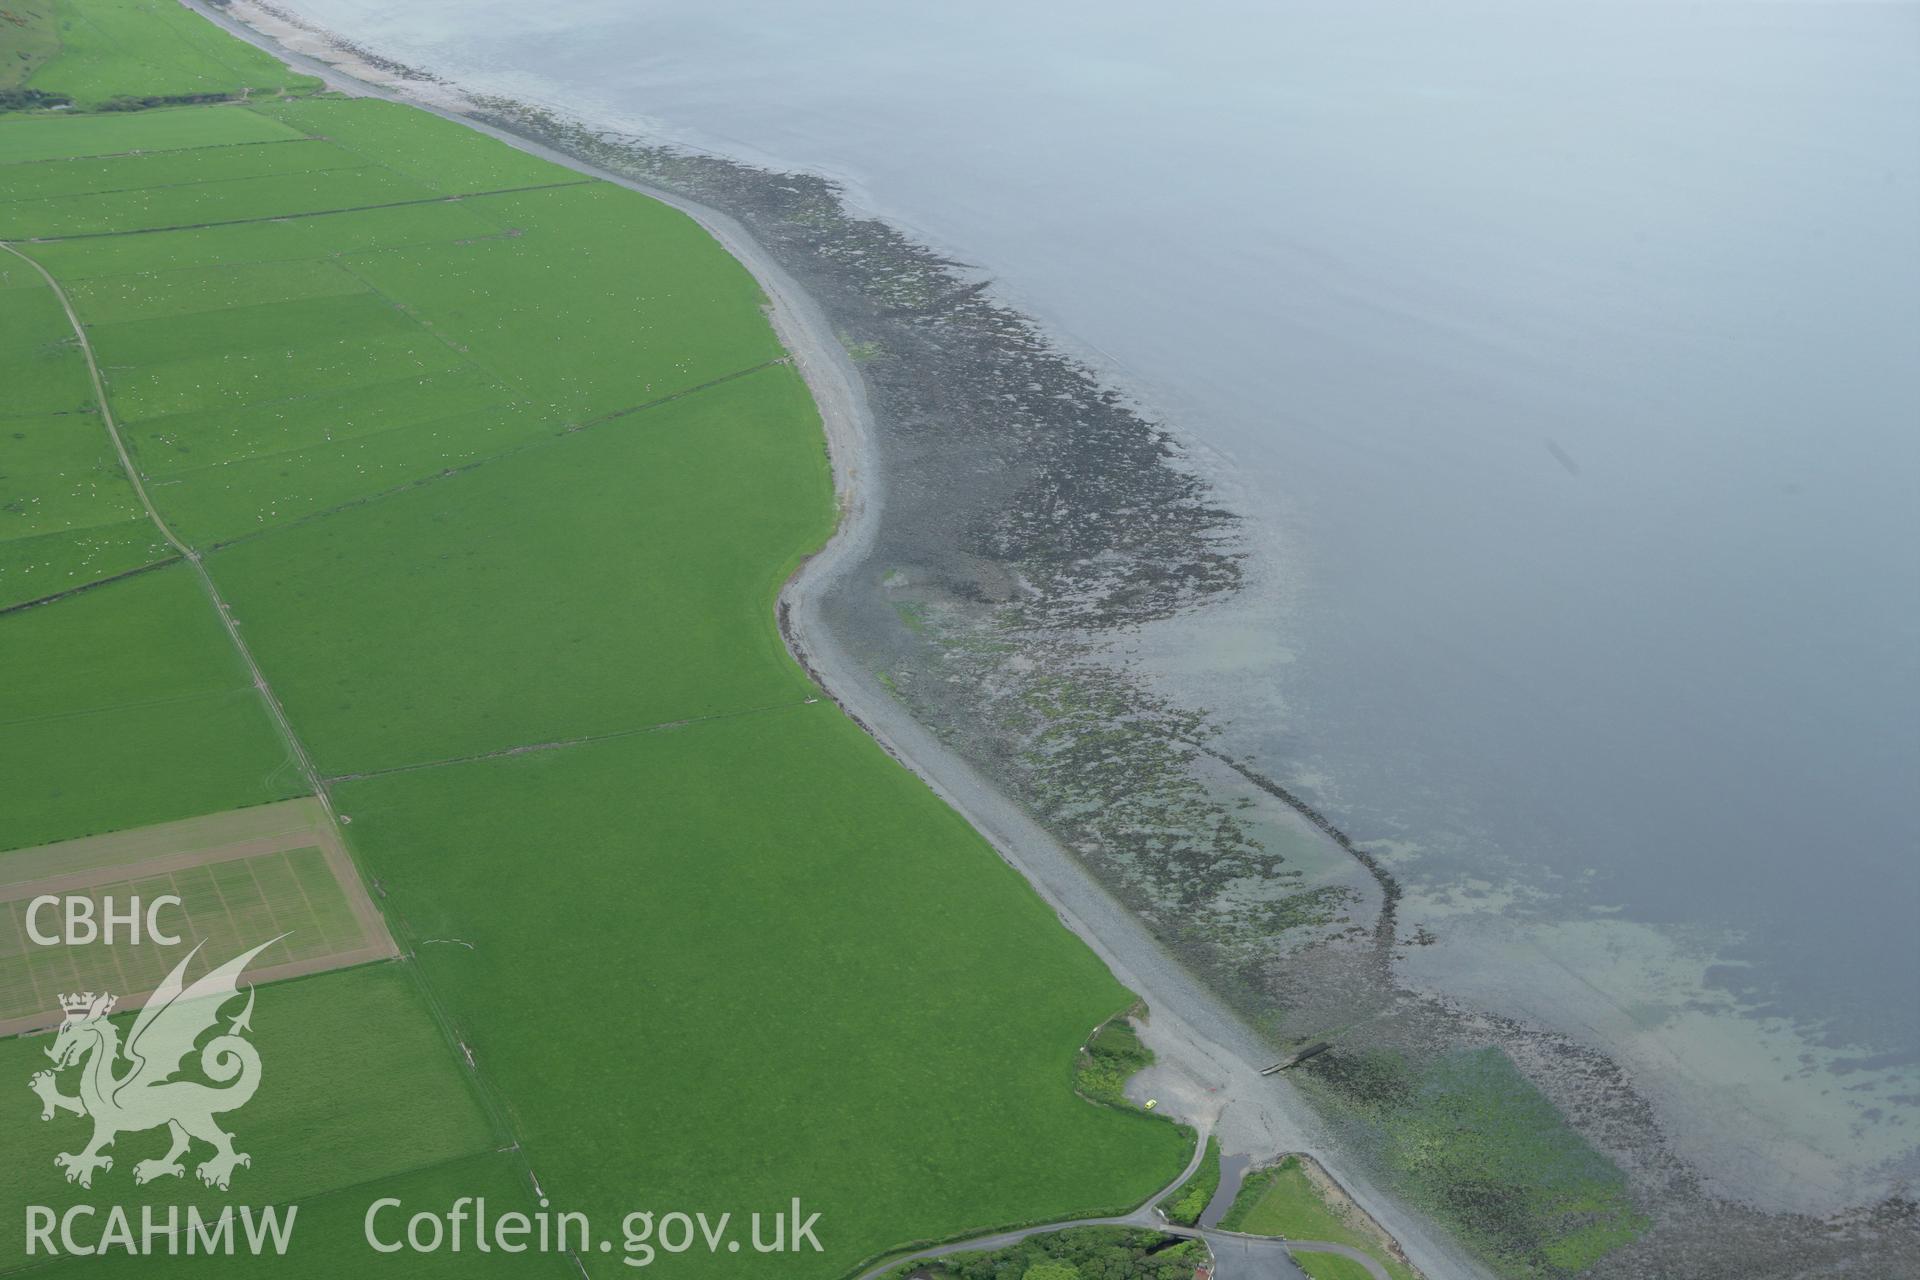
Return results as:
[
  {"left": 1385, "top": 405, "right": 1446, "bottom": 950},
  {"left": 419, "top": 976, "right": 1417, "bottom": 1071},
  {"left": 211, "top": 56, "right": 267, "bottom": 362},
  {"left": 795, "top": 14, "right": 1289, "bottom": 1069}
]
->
[{"left": 270, "top": 0, "right": 1920, "bottom": 1209}]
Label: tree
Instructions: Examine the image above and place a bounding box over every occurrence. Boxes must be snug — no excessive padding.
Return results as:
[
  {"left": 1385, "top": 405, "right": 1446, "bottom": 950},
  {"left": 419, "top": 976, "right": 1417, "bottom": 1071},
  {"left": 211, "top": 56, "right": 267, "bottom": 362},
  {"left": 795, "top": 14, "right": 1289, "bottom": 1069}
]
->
[{"left": 1023, "top": 1264, "right": 1082, "bottom": 1280}]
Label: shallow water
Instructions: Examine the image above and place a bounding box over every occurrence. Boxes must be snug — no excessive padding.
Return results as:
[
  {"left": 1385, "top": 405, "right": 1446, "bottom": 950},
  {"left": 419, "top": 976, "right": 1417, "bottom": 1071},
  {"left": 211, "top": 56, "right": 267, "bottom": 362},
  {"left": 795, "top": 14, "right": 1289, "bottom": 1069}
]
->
[{"left": 274, "top": 0, "right": 1920, "bottom": 1208}]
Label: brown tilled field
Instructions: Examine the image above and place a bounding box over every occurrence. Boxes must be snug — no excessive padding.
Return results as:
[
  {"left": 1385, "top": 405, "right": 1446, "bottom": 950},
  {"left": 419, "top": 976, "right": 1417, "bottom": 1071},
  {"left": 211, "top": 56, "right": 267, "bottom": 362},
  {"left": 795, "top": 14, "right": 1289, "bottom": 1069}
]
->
[{"left": 0, "top": 796, "right": 395, "bottom": 1034}]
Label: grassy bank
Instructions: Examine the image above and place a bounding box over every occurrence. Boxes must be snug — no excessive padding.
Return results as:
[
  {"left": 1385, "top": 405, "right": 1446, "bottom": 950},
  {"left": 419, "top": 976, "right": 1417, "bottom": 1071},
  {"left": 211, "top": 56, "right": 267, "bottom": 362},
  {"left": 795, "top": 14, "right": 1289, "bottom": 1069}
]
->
[
  {"left": 1219, "top": 1155, "right": 1414, "bottom": 1280},
  {"left": 1293, "top": 1252, "right": 1378, "bottom": 1280}
]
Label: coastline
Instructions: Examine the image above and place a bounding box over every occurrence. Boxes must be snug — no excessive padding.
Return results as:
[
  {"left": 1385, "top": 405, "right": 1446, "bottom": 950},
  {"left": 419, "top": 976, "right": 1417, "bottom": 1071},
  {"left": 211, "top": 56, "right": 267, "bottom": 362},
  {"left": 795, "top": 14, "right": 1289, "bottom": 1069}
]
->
[
  {"left": 176, "top": 1, "right": 1491, "bottom": 1275},
  {"left": 168, "top": 5, "right": 1920, "bottom": 1277}
]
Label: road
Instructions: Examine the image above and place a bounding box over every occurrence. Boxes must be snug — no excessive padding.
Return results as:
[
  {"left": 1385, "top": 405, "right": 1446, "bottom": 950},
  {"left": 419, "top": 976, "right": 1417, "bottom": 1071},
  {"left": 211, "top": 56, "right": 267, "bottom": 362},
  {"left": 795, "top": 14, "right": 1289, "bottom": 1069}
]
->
[{"left": 851, "top": 1122, "right": 1387, "bottom": 1280}]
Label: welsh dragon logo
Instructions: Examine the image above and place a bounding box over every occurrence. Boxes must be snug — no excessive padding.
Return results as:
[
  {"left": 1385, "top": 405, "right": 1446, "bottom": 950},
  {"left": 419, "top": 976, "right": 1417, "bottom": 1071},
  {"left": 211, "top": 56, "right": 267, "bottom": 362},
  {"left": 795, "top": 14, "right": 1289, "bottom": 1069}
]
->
[{"left": 29, "top": 938, "right": 279, "bottom": 1191}]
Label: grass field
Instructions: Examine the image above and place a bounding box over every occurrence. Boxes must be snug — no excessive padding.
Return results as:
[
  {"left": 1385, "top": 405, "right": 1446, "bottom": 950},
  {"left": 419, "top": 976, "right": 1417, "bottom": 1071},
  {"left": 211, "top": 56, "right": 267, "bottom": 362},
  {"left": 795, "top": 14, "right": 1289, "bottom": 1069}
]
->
[
  {"left": 0, "top": 3, "right": 60, "bottom": 96},
  {"left": 0, "top": 963, "right": 501, "bottom": 1265},
  {"left": 32, "top": 1150, "right": 566, "bottom": 1278},
  {"left": 212, "top": 363, "right": 828, "bottom": 776},
  {"left": 0, "top": 101, "right": 302, "bottom": 162},
  {"left": 331, "top": 182, "right": 784, "bottom": 419},
  {"left": 0, "top": 254, "right": 166, "bottom": 606},
  {"left": 0, "top": 8, "right": 1194, "bottom": 1275},
  {"left": 0, "top": 797, "right": 394, "bottom": 1030},
  {"left": 19, "top": 0, "right": 317, "bottom": 108},
  {"left": 250, "top": 96, "right": 569, "bottom": 192},
  {"left": 0, "top": 520, "right": 171, "bottom": 610},
  {"left": 335, "top": 706, "right": 1190, "bottom": 1277},
  {"left": 1219, "top": 1156, "right": 1414, "bottom": 1280},
  {"left": 1293, "top": 1251, "right": 1378, "bottom": 1280},
  {"left": 0, "top": 162, "right": 449, "bottom": 239},
  {"left": 0, "top": 563, "right": 301, "bottom": 853}
]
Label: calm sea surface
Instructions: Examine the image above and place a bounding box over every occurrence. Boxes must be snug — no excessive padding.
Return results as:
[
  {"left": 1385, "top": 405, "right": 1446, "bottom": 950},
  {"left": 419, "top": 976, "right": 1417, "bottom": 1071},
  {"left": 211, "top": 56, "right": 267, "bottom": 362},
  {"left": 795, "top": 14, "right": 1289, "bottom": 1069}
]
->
[{"left": 277, "top": 0, "right": 1920, "bottom": 1204}]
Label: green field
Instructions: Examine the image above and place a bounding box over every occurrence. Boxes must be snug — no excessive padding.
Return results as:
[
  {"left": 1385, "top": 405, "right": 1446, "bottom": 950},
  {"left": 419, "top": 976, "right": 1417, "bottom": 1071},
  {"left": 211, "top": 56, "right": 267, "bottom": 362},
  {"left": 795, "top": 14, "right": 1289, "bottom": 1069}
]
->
[
  {"left": 336, "top": 707, "right": 1189, "bottom": 1276},
  {"left": 0, "top": 5, "right": 1192, "bottom": 1276},
  {"left": 0, "top": 162, "right": 449, "bottom": 239},
  {"left": 212, "top": 363, "right": 827, "bottom": 776},
  {"left": 0, "top": 254, "right": 167, "bottom": 606},
  {"left": 35, "top": 1150, "right": 565, "bottom": 1279},
  {"left": 1293, "top": 1251, "right": 1378, "bottom": 1280},
  {"left": 250, "top": 96, "right": 569, "bottom": 192},
  {"left": 0, "top": 101, "right": 302, "bottom": 163},
  {"left": 1, "top": 3, "right": 61, "bottom": 98},
  {"left": 17, "top": 0, "right": 317, "bottom": 109},
  {"left": 0, "top": 564, "right": 300, "bottom": 853},
  {"left": 0, "top": 963, "right": 500, "bottom": 1267}
]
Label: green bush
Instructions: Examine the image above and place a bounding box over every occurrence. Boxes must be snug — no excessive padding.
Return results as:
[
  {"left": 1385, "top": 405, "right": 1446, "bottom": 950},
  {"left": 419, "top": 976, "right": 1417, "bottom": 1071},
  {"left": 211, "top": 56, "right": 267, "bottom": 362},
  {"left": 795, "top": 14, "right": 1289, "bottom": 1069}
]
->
[
  {"left": 1024, "top": 1264, "right": 1081, "bottom": 1280},
  {"left": 1158, "top": 1135, "right": 1221, "bottom": 1225},
  {"left": 924, "top": 1226, "right": 1201, "bottom": 1280},
  {"left": 1075, "top": 1015, "right": 1151, "bottom": 1106}
]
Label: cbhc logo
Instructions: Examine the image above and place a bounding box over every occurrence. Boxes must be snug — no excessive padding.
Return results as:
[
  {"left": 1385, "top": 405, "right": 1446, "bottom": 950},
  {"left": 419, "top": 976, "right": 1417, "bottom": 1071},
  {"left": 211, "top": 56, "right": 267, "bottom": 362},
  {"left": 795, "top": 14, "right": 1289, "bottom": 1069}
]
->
[{"left": 26, "top": 895, "right": 184, "bottom": 946}]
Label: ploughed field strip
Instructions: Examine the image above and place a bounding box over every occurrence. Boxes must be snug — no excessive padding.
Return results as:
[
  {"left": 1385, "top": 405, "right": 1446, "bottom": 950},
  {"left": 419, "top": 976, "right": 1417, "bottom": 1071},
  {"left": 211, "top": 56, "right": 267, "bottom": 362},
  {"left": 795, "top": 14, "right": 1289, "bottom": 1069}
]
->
[
  {"left": 0, "top": 797, "right": 396, "bottom": 1035},
  {"left": 0, "top": 6, "right": 1194, "bottom": 1273}
]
